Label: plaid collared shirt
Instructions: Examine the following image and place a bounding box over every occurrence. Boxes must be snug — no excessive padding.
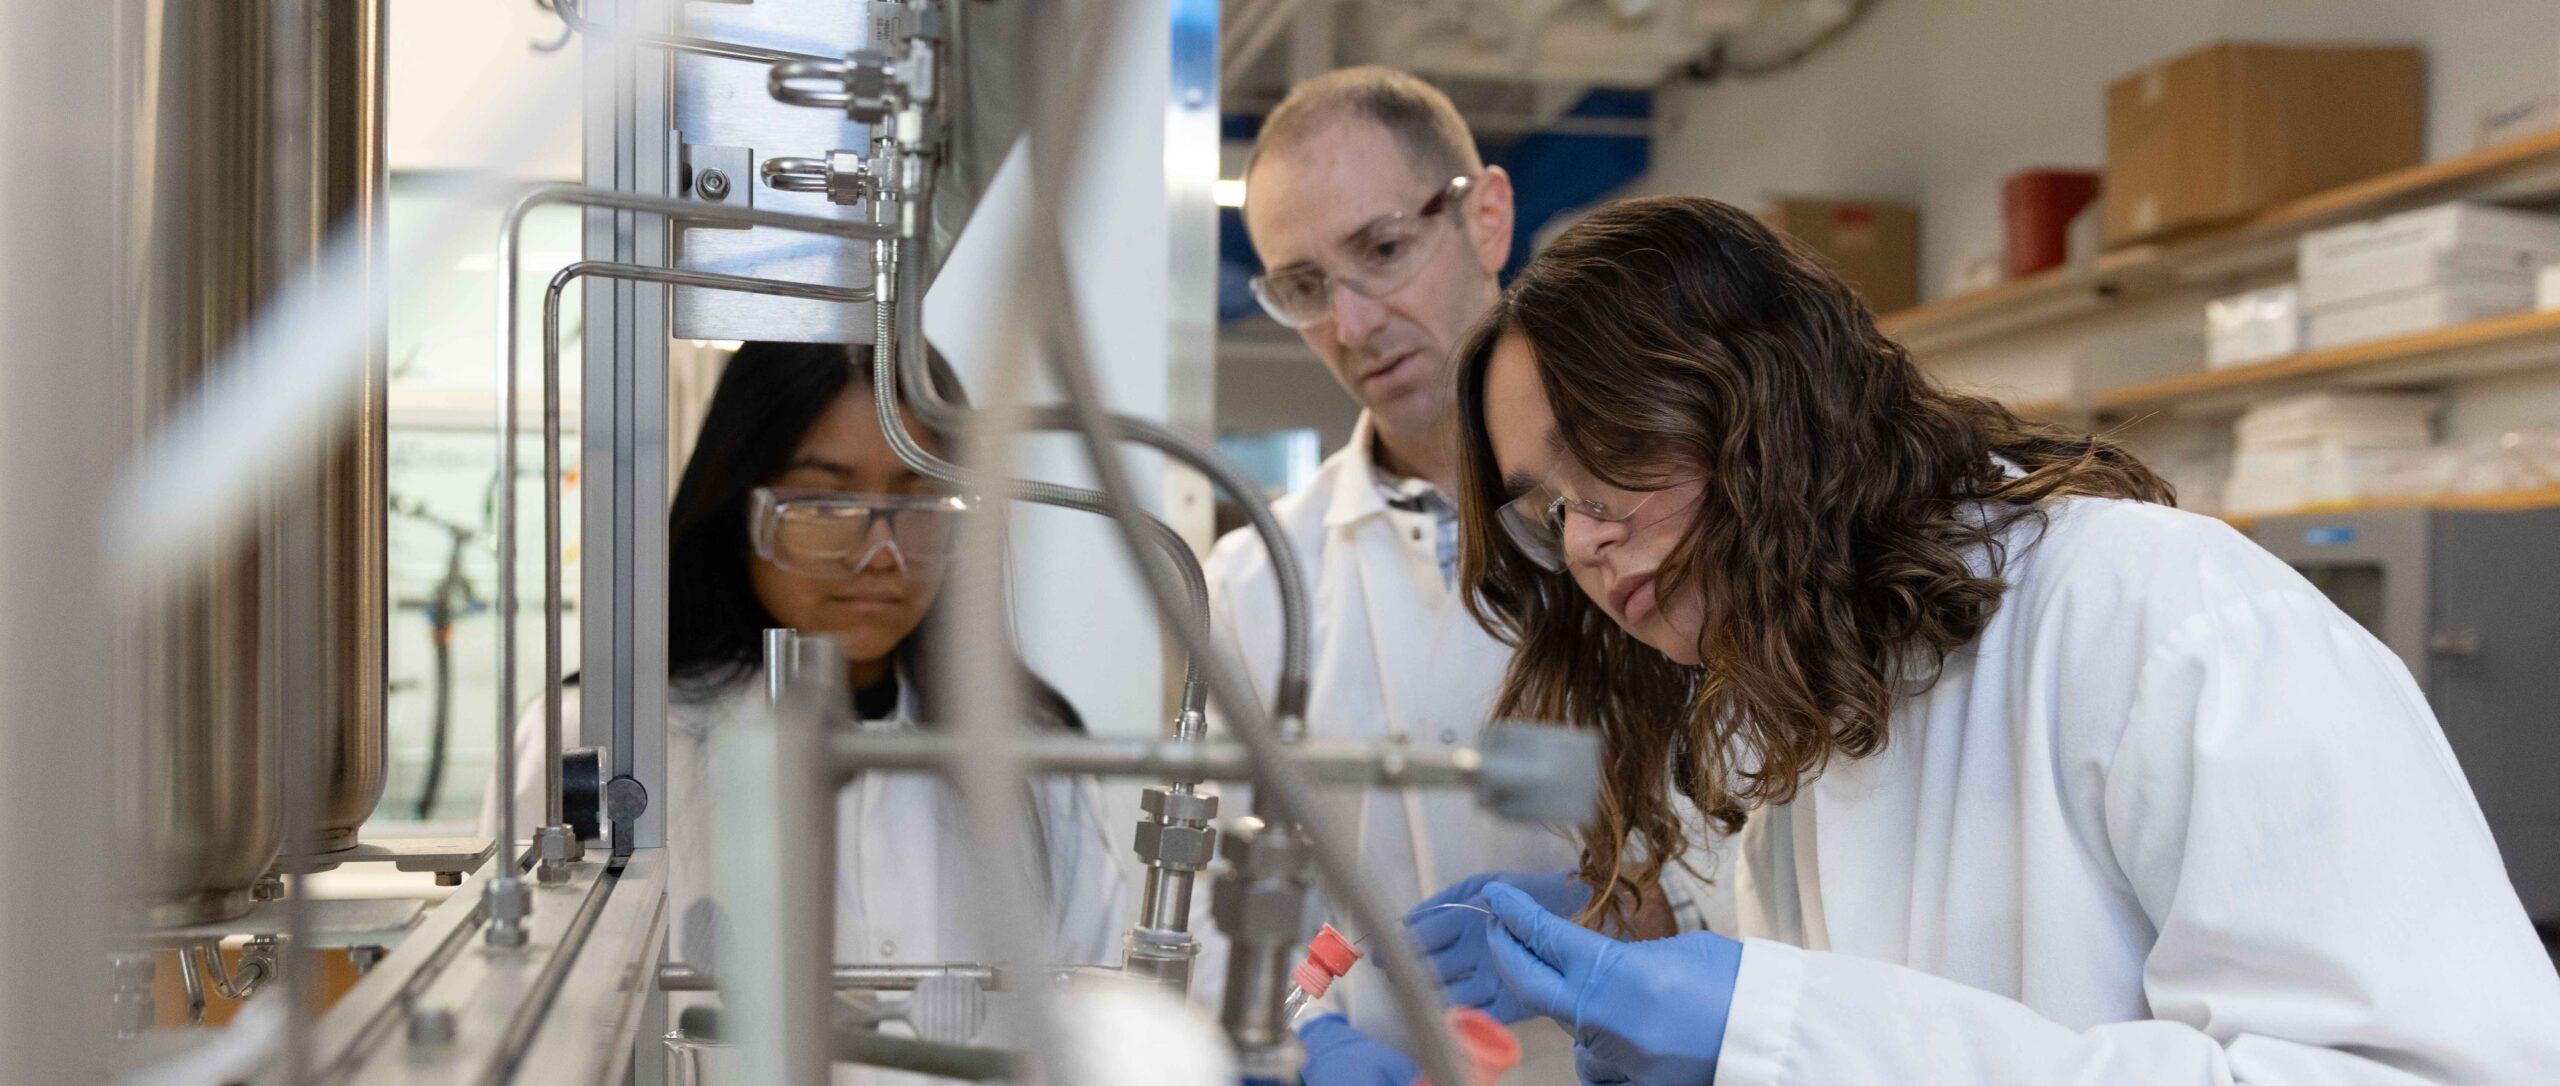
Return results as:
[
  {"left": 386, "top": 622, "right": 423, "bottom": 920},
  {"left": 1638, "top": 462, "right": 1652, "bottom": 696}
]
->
[{"left": 1374, "top": 468, "right": 1460, "bottom": 587}]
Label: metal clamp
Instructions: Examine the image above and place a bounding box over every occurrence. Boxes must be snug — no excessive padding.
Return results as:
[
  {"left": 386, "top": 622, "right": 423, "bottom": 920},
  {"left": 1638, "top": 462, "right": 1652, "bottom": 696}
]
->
[
  {"left": 484, "top": 876, "right": 532, "bottom": 948},
  {"left": 534, "top": 824, "right": 581, "bottom": 883}
]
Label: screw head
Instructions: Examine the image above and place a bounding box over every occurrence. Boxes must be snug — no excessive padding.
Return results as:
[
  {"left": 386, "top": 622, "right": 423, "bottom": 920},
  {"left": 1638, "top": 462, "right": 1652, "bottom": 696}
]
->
[
  {"left": 408, "top": 1005, "right": 458, "bottom": 1046},
  {"left": 698, "top": 169, "right": 732, "bottom": 201}
]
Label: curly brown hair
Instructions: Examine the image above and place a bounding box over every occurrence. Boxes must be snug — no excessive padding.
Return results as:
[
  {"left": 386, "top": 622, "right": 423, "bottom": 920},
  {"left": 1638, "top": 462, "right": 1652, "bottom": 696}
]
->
[{"left": 1453, "top": 196, "right": 2171, "bottom": 930}]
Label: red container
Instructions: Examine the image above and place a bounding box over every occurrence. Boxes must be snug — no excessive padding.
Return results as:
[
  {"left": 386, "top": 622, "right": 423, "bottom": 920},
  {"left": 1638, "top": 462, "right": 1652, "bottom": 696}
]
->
[{"left": 2003, "top": 169, "right": 2102, "bottom": 278}]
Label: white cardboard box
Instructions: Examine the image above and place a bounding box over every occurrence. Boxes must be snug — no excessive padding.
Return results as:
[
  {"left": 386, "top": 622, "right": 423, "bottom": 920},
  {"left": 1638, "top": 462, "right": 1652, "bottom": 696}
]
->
[
  {"left": 2236, "top": 390, "right": 2438, "bottom": 448},
  {"left": 2541, "top": 263, "right": 2560, "bottom": 311},
  {"left": 2306, "top": 280, "right": 2539, "bottom": 350},
  {"left": 2298, "top": 202, "right": 2560, "bottom": 311},
  {"left": 2223, "top": 443, "right": 2431, "bottom": 515},
  {"left": 2206, "top": 284, "right": 2304, "bottom": 369}
]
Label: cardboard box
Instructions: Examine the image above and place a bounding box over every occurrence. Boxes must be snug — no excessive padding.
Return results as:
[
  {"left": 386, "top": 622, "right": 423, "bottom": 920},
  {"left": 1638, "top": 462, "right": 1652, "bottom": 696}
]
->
[
  {"left": 2205, "top": 283, "right": 2305, "bottom": 369},
  {"left": 2306, "top": 281, "right": 2535, "bottom": 350},
  {"left": 2298, "top": 202, "right": 2560, "bottom": 311},
  {"left": 1763, "top": 198, "right": 1920, "bottom": 313},
  {"left": 2104, "top": 42, "right": 2424, "bottom": 247}
]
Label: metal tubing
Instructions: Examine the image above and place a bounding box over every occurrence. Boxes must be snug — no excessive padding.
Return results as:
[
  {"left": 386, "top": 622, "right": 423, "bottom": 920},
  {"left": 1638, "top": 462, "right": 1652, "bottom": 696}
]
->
[
  {"left": 491, "top": 183, "right": 891, "bottom": 937},
  {"left": 863, "top": 242, "right": 1216, "bottom": 720},
  {"left": 829, "top": 732, "right": 1481, "bottom": 787},
  {"left": 655, "top": 963, "right": 1001, "bottom": 993},
  {"left": 883, "top": 195, "right": 1310, "bottom": 725},
  {"left": 769, "top": 59, "right": 855, "bottom": 110},
  {"left": 1009, "top": 1, "right": 1468, "bottom": 1079},
  {"left": 873, "top": 234, "right": 1060, "bottom": 1085},
  {"left": 1145, "top": 874, "right": 1196, "bottom": 938},
  {"left": 676, "top": 1006, "right": 1017, "bottom": 1081},
  {"left": 535, "top": 260, "right": 873, "bottom": 864},
  {"left": 553, "top": 0, "right": 832, "bottom": 65}
]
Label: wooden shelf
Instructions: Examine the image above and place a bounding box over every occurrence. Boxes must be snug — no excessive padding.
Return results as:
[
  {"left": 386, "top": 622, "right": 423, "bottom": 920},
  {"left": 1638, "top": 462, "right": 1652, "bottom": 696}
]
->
[
  {"left": 1879, "top": 125, "right": 2560, "bottom": 355},
  {"left": 2090, "top": 308, "right": 2560, "bottom": 417},
  {"left": 2219, "top": 485, "right": 2560, "bottom": 532}
]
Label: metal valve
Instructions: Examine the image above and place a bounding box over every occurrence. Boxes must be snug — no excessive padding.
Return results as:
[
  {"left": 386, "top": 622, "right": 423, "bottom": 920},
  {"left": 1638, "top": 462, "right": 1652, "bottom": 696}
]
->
[
  {"left": 760, "top": 150, "right": 875, "bottom": 208},
  {"left": 768, "top": 51, "right": 910, "bottom": 125}
]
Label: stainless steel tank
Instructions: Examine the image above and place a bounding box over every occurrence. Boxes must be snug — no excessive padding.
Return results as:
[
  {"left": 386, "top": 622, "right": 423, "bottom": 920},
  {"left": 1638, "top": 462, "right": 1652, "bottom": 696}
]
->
[
  {"left": 121, "top": 0, "right": 386, "bottom": 928},
  {"left": 308, "top": 0, "right": 391, "bottom": 856}
]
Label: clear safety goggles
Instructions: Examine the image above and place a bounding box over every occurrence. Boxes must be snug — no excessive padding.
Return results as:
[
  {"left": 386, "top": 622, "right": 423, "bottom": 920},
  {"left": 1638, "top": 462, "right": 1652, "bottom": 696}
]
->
[
  {"left": 1248, "top": 175, "right": 1474, "bottom": 329},
  {"left": 748, "top": 487, "right": 974, "bottom": 579},
  {"left": 1496, "top": 476, "right": 1667, "bottom": 574}
]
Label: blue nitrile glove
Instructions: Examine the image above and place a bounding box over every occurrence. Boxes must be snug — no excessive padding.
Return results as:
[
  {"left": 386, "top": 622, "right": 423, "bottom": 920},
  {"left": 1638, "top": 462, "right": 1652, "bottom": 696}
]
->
[
  {"left": 1296, "top": 1013, "right": 1418, "bottom": 1086},
  {"left": 1482, "top": 882, "right": 1743, "bottom": 1085},
  {"left": 1576, "top": 1042, "right": 1635, "bottom": 1085},
  {"left": 1406, "top": 870, "right": 1590, "bottom": 1023}
]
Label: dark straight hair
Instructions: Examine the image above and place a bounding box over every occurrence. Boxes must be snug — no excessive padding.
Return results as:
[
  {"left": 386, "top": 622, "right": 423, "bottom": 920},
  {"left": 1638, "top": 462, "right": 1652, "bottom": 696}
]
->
[{"left": 664, "top": 340, "right": 1083, "bottom": 732}]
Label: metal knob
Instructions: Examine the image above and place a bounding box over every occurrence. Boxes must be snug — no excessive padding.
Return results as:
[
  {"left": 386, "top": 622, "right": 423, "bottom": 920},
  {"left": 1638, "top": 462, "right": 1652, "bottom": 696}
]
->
[{"left": 408, "top": 1005, "right": 458, "bottom": 1047}]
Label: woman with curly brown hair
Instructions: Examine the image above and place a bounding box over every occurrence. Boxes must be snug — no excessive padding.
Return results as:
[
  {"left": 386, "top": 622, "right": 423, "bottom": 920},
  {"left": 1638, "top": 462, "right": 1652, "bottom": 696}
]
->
[{"left": 1401, "top": 196, "right": 2560, "bottom": 1084}]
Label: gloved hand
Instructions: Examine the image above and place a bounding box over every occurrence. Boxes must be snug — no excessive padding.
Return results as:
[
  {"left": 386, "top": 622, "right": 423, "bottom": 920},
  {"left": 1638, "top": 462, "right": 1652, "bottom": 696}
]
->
[
  {"left": 1296, "top": 1013, "right": 1418, "bottom": 1086},
  {"left": 1575, "top": 1042, "right": 1634, "bottom": 1085},
  {"left": 1407, "top": 870, "right": 1590, "bottom": 1024},
  {"left": 1482, "top": 882, "right": 1743, "bottom": 1085}
]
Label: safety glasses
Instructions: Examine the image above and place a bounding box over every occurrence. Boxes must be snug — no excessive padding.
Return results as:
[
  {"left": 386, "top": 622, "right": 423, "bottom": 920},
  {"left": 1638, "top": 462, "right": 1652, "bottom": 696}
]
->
[
  {"left": 747, "top": 487, "right": 974, "bottom": 579},
  {"left": 1248, "top": 175, "right": 1475, "bottom": 329},
  {"left": 1495, "top": 478, "right": 1666, "bottom": 573}
]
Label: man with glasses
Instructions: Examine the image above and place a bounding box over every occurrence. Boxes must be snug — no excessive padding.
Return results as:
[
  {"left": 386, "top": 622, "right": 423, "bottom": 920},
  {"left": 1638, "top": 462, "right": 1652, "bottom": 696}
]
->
[{"left": 1201, "top": 66, "right": 1603, "bottom": 1081}]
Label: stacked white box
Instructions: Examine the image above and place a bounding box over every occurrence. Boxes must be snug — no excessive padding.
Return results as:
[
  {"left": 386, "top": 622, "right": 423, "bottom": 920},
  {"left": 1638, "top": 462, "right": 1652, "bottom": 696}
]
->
[
  {"left": 2540, "top": 263, "right": 2560, "bottom": 311},
  {"left": 2205, "top": 283, "right": 2304, "bottom": 368},
  {"left": 2307, "top": 280, "right": 2538, "bottom": 349},
  {"left": 2222, "top": 391, "right": 2440, "bottom": 514},
  {"left": 2295, "top": 202, "right": 2560, "bottom": 349}
]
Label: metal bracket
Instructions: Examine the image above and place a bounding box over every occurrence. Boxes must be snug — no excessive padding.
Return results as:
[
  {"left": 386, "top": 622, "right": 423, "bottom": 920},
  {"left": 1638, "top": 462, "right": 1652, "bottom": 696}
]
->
[
  {"left": 270, "top": 835, "right": 497, "bottom": 879},
  {"left": 679, "top": 142, "right": 757, "bottom": 227}
]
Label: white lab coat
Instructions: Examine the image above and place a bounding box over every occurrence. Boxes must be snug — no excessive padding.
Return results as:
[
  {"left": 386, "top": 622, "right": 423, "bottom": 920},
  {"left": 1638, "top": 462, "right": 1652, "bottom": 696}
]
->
[
  {"left": 490, "top": 670, "right": 1129, "bottom": 1085},
  {"left": 1201, "top": 414, "right": 1578, "bottom": 1055},
  {"left": 1671, "top": 496, "right": 2560, "bottom": 1083}
]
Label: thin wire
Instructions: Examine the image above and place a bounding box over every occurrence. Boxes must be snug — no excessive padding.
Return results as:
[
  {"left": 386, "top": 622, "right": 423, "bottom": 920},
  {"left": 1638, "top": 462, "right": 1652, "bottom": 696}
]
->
[{"left": 1350, "top": 902, "right": 1494, "bottom": 948}]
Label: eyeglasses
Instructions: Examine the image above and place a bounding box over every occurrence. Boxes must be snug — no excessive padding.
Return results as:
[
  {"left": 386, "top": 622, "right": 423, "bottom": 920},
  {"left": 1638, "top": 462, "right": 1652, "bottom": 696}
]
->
[
  {"left": 1248, "top": 175, "right": 1475, "bottom": 329},
  {"left": 748, "top": 487, "right": 974, "bottom": 579},
  {"left": 1495, "top": 478, "right": 1666, "bottom": 573}
]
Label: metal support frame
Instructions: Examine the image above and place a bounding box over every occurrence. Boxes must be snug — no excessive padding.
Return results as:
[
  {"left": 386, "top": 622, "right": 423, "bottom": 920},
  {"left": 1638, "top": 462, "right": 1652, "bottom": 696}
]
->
[{"left": 580, "top": 0, "right": 678, "bottom": 879}]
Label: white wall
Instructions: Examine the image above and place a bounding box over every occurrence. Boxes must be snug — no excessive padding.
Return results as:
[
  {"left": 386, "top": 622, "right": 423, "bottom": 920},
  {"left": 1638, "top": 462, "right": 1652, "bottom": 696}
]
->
[{"left": 386, "top": 0, "right": 583, "bottom": 179}]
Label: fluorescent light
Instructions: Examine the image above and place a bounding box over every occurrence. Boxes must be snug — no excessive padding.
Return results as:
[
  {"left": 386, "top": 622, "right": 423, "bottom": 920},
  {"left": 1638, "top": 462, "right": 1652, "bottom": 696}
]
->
[
  {"left": 692, "top": 339, "right": 744, "bottom": 351},
  {"left": 1211, "top": 178, "right": 1247, "bottom": 208}
]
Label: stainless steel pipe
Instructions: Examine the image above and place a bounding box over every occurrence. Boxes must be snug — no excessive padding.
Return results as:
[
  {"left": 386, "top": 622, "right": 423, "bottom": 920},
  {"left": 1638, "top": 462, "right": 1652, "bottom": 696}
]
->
[
  {"left": 120, "top": 0, "right": 386, "bottom": 928},
  {"left": 656, "top": 963, "right": 1001, "bottom": 993},
  {"left": 830, "top": 732, "right": 1483, "bottom": 787}
]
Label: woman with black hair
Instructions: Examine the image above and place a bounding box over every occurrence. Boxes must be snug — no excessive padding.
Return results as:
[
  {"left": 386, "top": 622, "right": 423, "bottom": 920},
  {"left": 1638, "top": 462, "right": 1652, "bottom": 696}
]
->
[{"left": 491, "top": 342, "right": 1125, "bottom": 1070}]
